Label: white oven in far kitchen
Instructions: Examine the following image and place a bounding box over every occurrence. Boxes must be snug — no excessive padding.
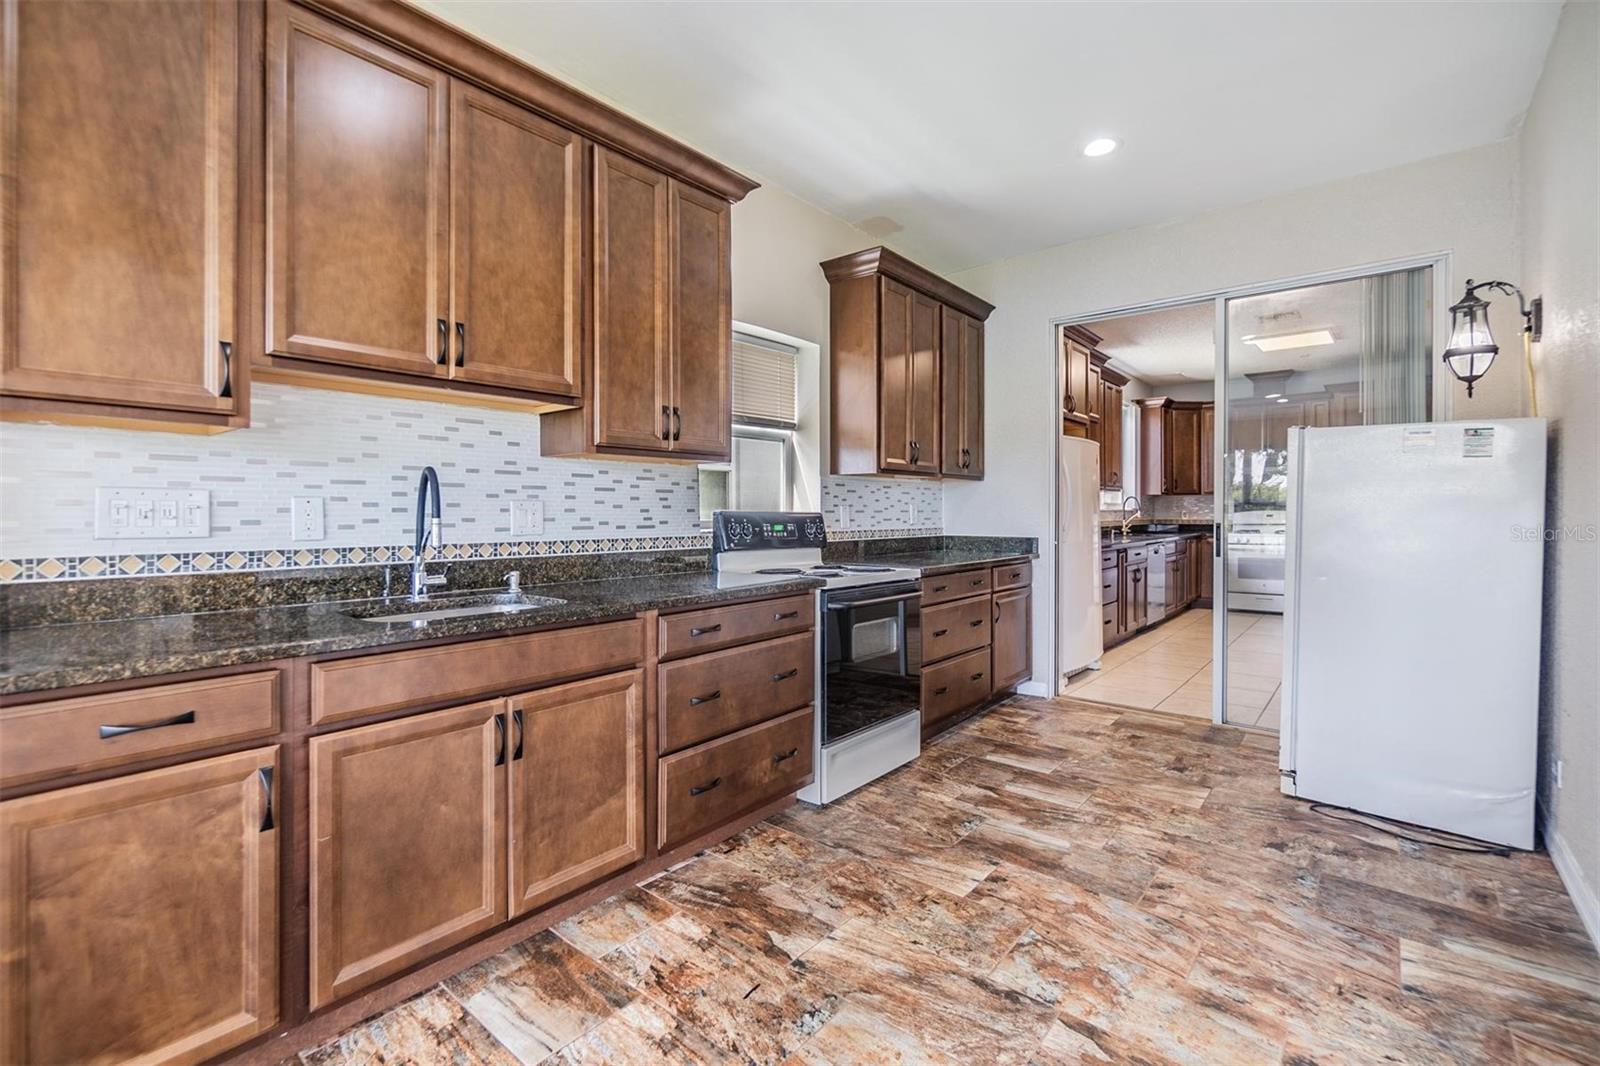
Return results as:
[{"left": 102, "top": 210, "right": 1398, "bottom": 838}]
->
[{"left": 1227, "top": 509, "right": 1286, "bottom": 613}]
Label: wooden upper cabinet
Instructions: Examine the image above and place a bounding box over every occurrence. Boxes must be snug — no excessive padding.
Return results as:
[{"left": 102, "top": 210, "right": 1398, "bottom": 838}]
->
[
  {"left": 309, "top": 700, "right": 505, "bottom": 1009},
  {"left": 507, "top": 670, "right": 645, "bottom": 916},
  {"left": 940, "top": 306, "right": 984, "bottom": 479},
  {"left": 1200, "top": 401, "right": 1215, "bottom": 494},
  {"left": 1060, "top": 326, "right": 1096, "bottom": 428},
  {"left": 267, "top": 2, "right": 449, "bottom": 377},
  {"left": 449, "top": 84, "right": 583, "bottom": 397},
  {"left": 1, "top": 747, "right": 278, "bottom": 1065},
  {"left": 1, "top": 0, "right": 247, "bottom": 421},
  {"left": 1169, "top": 404, "right": 1202, "bottom": 493},
  {"left": 668, "top": 180, "right": 733, "bottom": 458},
  {"left": 1100, "top": 373, "right": 1125, "bottom": 490},
  {"left": 824, "top": 247, "right": 989, "bottom": 478},
  {"left": 1140, "top": 397, "right": 1209, "bottom": 496}
]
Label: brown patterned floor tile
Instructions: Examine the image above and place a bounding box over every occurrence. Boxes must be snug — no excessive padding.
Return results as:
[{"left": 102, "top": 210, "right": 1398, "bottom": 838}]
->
[
  {"left": 642, "top": 855, "right": 838, "bottom": 967},
  {"left": 300, "top": 987, "right": 519, "bottom": 1065},
  {"left": 956, "top": 822, "right": 1159, "bottom": 902},
  {"left": 780, "top": 995, "right": 964, "bottom": 1065},
  {"left": 816, "top": 882, "right": 1029, "bottom": 974},
  {"left": 772, "top": 803, "right": 998, "bottom": 897},
  {"left": 552, "top": 885, "right": 679, "bottom": 960}
]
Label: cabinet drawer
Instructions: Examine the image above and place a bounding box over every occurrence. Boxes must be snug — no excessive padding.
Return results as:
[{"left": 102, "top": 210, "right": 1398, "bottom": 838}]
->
[
  {"left": 309, "top": 620, "right": 643, "bottom": 725},
  {"left": 921, "top": 647, "right": 991, "bottom": 729},
  {"left": 1102, "top": 603, "right": 1119, "bottom": 633},
  {"left": 1, "top": 672, "right": 280, "bottom": 788},
  {"left": 657, "top": 706, "right": 812, "bottom": 851},
  {"left": 991, "top": 560, "right": 1031, "bottom": 592},
  {"left": 1099, "top": 549, "right": 1119, "bottom": 568},
  {"left": 1126, "top": 547, "right": 1148, "bottom": 563},
  {"left": 922, "top": 568, "right": 990, "bottom": 606},
  {"left": 658, "top": 594, "right": 812, "bottom": 660},
  {"left": 658, "top": 632, "right": 814, "bottom": 754},
  {"left": 922, "top": 595, "right": 992, "bottom": 663},
  {"left": 1100, "top": 567, "right": 1119, "bottom": 603}
]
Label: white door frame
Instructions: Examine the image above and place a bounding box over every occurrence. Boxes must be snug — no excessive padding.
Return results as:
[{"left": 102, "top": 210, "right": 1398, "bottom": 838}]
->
[{"left": 1050, "top": 251, "right": 1453, "bottom": 724}]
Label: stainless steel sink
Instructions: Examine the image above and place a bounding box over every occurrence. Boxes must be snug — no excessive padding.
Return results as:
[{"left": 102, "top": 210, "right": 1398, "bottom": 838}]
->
[{"left": 344, "top": 591, "right": 566, "bottom": 626}]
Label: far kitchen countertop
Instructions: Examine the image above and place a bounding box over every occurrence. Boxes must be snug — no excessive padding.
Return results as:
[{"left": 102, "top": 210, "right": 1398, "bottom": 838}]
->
[
  {"left": 860, "top": 548, "right": 1037, "bottom": 577},
  {"left": 0, "top": 571, "right": 824, "bottom": 697}
]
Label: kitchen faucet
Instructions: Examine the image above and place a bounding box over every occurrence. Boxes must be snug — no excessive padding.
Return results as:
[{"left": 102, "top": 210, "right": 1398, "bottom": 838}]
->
[
  {"left": 1120, "top": 495, "right": 1142, "bottom": 541},
  {"left": 410, "top": 466, "right": 447, "bottom": 600}
]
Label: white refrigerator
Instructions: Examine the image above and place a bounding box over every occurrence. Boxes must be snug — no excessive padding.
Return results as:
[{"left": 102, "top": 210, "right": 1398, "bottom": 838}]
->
[
  {"left": 1057, "top": 436, "right": 1104, "bottom": 689},
  {"left": 1280, "top": 419, "right": 1546, "bottom": 849}
]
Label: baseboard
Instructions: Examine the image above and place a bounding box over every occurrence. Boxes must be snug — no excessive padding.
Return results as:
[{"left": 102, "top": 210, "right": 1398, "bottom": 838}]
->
[
  {"left": 1017, "top": 680, "right": 1049, "bottom": 697},
  {"left": 1546, "top": 823, "right": 1600, "bottom": 954}
]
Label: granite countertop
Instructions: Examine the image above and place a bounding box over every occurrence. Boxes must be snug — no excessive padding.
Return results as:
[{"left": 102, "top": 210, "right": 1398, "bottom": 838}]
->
[
  {"left": 865, "top": 548, "right": 1037, "bottom": 577},
  {"left": 1099, "top": 527, "right": 1211, "bottom": 550},
  {"left": 0, "top": 572, "right": 823, "bottom": 697}
]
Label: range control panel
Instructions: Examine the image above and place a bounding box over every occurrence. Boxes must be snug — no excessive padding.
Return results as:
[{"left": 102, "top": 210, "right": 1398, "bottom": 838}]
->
[{"left": 712, "top": 511, "right": 827, "bottom": 552}]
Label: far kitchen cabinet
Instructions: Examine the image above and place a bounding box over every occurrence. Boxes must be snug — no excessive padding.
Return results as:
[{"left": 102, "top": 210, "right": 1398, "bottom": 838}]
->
[
  {"left": 1098, "top": 361, "right": 1128, "bottom": 490},
  {"left": 0, "top": 748, "right": 279, "bottom": 1065},
  {"left": 1, "top": 0, "right": 251, "bottom": 426},
  {"left": 267, "top": 1, "right": 451, "bottom": 377},
  {"left": 1140, "top": 397, "right": 1211, "bottom": 495},
  {"left": 1061, "top": 325, "right": 1097, "bottom": 430},
  {"left": 824, "top": 246, "right": 993, "bottom": 478},
  {"left": 1123, "top": 556, "right": 1149, "bottom": 631},
  {"left": 991, "top": 587, "right": 1033, "bottom": 691},
  {"left": 668, "top": 181, "right": 734, "bottom": 458},
  {"left": 1165, "top": 546, "right": 1188, "bottom": 613},
  {"left": 1200, "top": 402, "right": 1216, "bottom": 494},
  {"left": 941, "top": 306, "right": 985, "bottom": 478},
  {"left": 508, "top": 670, "right": 646, "bottom": 916},
  {"left": 309, "top": 701, "right": 505, "bottom": 1009},
  {"left": 449, "top": 84, "right": 584, "bottom": 398}
]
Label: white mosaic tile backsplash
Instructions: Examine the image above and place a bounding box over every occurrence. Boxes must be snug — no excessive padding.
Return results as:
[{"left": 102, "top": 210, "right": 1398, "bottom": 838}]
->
[{"left": 0, "top": 384, "right": 942, "bottom": 575}]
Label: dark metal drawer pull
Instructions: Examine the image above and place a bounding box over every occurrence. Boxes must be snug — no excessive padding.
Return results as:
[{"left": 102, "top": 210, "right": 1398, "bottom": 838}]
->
[
  {"left": 494, "top": 715, "right": 506, "bottom": 766},
  {"left": 934, "top": 685, "right": 949, "bottom": 696},
  {"left": 218, "top": 341, "right": 233, "bottom": 399},
  {"left": 970, "top": 672, "right": 985, "bottom": 682},
  {"left": 689, "top": 690, "right": 721, "bottom": 706},
  {"left": 689, "top": 777, "right": 722, "bottom": 796},
  {"left": 437, "top": 319, "right": 449, "bottom": 365},
  {"left": 512, "top": 709, "right": 524, "bottom": 760},
  {"left": 690, "top": 623, "right": 722, "bottom": 636},
  {"left": 932, "top": 628, "right": 949, "bottom": 638},
  {"left": 773, "top": 610, "right": 800, "bottom": 620},
  {"left": 99, "top": 711, "right": 195, "bottom": 739},
  {"left": 969, "top": 619, "right": 984, "bottom": 628},
  {"left": 455, "top": 320, "right": 467, "bottom": 367},
  {"left": 772, "top": 748, "right": 799, "bottom": 765},
  {"left": 771, "top": 669, "right": 799, "bottom": 682},
  {"left": 970, "top": 578, "right": 984, "bottom": 586},
  {"left": 932, "top": 584, "right": 949, "bottom": 593},
  {"left": 672, "top": 406, "right": 682, "bottom": 441},
  {"left": 258, "top": 766, "right": 274, "bottom": 833},
  {"left": 662, "top": 404, "right": 671, "bottom": 441}
]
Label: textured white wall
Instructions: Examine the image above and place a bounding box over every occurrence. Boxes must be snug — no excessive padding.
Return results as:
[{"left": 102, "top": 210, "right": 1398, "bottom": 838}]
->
[
  {"left": 947, "top": 140, "right": 1527, "bottom": 688},
  {"left": 1520, "top": 0, "right": 1600, "bottom": 943}
]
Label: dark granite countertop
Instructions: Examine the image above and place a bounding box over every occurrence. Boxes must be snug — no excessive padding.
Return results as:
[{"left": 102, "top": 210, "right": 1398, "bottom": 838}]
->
[
  {"left": 865, "top": 548, "right": 1037, "bottom": 577},
  {"left": 0, "top": 572, "right": 823, "bottom": 697}
]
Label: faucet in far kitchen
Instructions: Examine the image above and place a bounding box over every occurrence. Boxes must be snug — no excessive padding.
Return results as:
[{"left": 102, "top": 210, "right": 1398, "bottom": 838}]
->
[
  {"left": 410, "top": 466, "right": 448, "bottom": 600},
  {"left": 1120, "top": 495, "right": 1142, "bottom": 541}
]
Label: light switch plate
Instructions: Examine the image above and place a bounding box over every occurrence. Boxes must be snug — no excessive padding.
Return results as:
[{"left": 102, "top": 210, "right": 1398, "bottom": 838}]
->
[
  {"left": 835, "top": 504, "right": 851, "bottom": 527},
  {"left": 511, "top": 499, "right": 544, "bottom": 537},
  {"left": 292, "top": 496, "right": 325, "bottom": 541},
  {"left": 95, "top": 488, "right": 210, "bottom": 540}
]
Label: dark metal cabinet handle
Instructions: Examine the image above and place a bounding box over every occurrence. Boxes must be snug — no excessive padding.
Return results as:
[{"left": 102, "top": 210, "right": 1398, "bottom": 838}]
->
[
  {"left": 994, "top": 603, "right": 1001, "bottom": 624},
  {"left": 494, "top": 715, "right": 506, "bottom": 766},
  {"left": 689, "top": 777, "right": 722, "bottom": 796},
  {"left": 662, "top": 405, "right": 671, "bottom": 441},
  {"left": 771, "top": 669, "right": 798, "bottom": 682},
  {"left": 99, "top": 710, "right": 195, "bottom": 739},
  {"left": 1066, "top": 394, "right": 1076, "bottom": 413},
  {"left": 932, "top": 584, "right": 949, "bottom": 593},
  {"left": 512, "top": 709, "right": 524, "bottom": 761},
  {"left": 971, "top": 578, "right": 985, "bottom": 587},
  {"left": 437, "top": 319, "right": 449, "bottom": 365},
  {"left": 969, "top": 619, "right": 984, "bottom": 628},
  {"left": 689, "top": 690, "right": 721, "bottom": 706},
  {"left": 932, "top": 628, "right": 949, "bottom": 638},
  {"left": 672, "top": 407, "right": 682, "bottom": 441},
  {"left": 218, "top": 341, "right": 233, "bottom": 399},
  {"left": 774, "top": 610, "right": 800, "bottom": 621},
  {"left": 455, "top": 321, "right": 466, "bottom": 367},
  {"left": 772, "top": 748, "right": 799, "bottom": 765},
  {"left": 934, "top": 685, "right": 949, "bottom": 696},
  {"left": 970, "top": 672, "right": 985, "bottom": 682},
  {"left": 258, "top": 766, "right": 275, "bottom": 833},
  {"left": 690, "top": 623, "right": 722, "bottom": 637}
]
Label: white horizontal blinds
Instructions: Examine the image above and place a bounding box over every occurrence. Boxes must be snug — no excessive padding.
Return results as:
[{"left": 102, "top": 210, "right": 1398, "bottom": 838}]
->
[{"left": 731, "top": 332, "right": 798, "bottom": 428}]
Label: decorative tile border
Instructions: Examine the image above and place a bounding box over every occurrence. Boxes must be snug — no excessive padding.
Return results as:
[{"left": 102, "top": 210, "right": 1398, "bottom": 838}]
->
[{"left": 0, "top": 527, "right": 944, "bottom": 583}]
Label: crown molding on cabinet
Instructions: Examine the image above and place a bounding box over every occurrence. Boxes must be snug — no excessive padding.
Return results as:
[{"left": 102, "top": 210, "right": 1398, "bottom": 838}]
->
[{"left": 820, "top": 246, "right": 995, "bottom": 321}]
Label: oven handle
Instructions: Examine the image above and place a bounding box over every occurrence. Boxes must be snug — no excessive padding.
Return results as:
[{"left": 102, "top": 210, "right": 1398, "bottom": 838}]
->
[{"left": 824, "top": 588, "right": 921, "bottom": 610}]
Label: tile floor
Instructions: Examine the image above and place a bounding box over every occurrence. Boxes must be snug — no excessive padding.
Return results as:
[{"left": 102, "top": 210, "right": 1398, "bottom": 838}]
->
[
  {"left": 1064, "top": 607, "right": 1285, "bottom": 729},
  {"left": 300, "top": 696, "right": 1599, "bottom": 1065}
]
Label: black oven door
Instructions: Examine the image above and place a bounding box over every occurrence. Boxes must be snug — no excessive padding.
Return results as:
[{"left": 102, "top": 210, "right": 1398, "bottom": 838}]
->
[{"left": 821, "top": 582, "right": 921, "bottom": 745}]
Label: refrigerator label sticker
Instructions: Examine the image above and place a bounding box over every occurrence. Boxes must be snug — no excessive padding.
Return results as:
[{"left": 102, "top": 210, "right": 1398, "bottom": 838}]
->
[
  {"left": 1401, "top": 427, "right": 1436, "bottom": 453},
  {"left": 1463, "top": 427, "right": 1495, "bottom": 458}
]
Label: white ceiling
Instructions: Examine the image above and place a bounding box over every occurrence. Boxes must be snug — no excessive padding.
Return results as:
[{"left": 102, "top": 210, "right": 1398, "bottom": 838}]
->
[
  {"left": 1092, "top": 277, "right": 1382, "bottom": 385},
  {"left": 414, "top": 0, "right": 1560, "bottom": 273}
]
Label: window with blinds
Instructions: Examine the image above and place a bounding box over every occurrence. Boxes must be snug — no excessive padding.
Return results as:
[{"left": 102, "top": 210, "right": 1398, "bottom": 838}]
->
[{"left": 732, "top": 332, "right": 798, "bottom": 428}]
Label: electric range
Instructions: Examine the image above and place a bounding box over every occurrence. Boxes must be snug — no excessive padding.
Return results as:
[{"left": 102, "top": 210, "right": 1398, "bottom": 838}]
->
[{"left": 711, "top": 511, "right": 924, "bottom": 803}]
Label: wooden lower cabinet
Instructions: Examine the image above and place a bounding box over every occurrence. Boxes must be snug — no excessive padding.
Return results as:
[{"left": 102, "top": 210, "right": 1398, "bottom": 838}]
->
[
  {"left": 991, "top": 587, "right": 1032, "bottom": 691},
  {"left": 0, "top": 747, "right": 279, "bottom": 1065},
  {"left": 508, "top": 670, "right": 645, "bottom": 916},
  {"left": 922, "top": 647, "right": 992, "bottom": 732},
  {"left": 309, "top": 701, "right": 505, "bottom": 1009},
  {"left": 657, "top": 706, "right": 813, "bottom": 851},
  {"left": 1123, "top": 559, "right": 1149, "bottom": 631}
]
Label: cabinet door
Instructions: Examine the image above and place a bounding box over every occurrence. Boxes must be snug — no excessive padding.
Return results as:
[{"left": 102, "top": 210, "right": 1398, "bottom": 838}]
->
[
  {"left": 1123, "top": 562, "right": 1148, "bottom": 630},
  {"left": 1101, "top": 381, "right": 1123, "bottom": 489},
  {"left": 2, "top": 0, "right": 240, "bottom": 415},
  {"left": 1, "top": 748, "right": 278, "bottom": 1066},
  {"left": 906, "top": 288, "right": 942, "bottom": 474},
  {"left": 267, "top": 3, "right": 449, "bottom": 376},
  {"left": 309, "top": 701, "right": 504, "bottom": 1009},
  {"left": 878, "top": 278, "right": 916, "bottom": 472},
  {"left": 1200, "top": 402, "right": 1215, "bottom": 494},
  {"left": 449, "top": 83, "right": 582, "bottom": 397},
  {"left": 592, "top": 147, "right": 671, "bottom": 452},
  {"left": 1062, "top": 335, "right": 1091, "bottom": 425},
  {"left": 508, "top": 671, "right": 645, "bottom": 916},
  {"left": 1086, "top": 360, "right": 1102, "bottom": 424},
  {"left": 939, "top": 307, "right": 984, "bottom": 478},
  {"left": 1170, "top": 406, "right": 1202, "bottom": 494},
  {"left": 991, "top": 588, "right": 1032, "bottom": 692},
  {"left": 668, "top": 180, "right": 733, "bottom": 458}
]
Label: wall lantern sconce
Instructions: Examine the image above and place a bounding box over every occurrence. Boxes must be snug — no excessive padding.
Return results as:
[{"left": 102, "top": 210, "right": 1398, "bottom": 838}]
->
[{"left": 1442, "top": 279, "right": 1543, "bottom": 405}]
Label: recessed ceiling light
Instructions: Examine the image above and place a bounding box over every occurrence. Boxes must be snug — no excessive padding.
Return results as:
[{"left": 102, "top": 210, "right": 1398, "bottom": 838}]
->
[
  {"left": 1242, "top": 328, "right": 1335, "bottom": 352},
  {"left": 1276, "top": 397, "right": 1290, "bottom": 404},
  {"left": 1264, "top": 392, "right": 1283, "bottom": 399},
  {"left": 1082, "top": 137, "right": 1120, "bottom": 158}
]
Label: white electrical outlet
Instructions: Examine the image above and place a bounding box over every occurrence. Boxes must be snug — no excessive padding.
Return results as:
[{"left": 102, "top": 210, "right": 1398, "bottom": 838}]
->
[
  {"left": 907, "top": 500, "right": 918, "bottom": 524},
  {"left": 1554, "top": 759, "right": 1564, "bottom": 789},
  {"left": 292, "top": 496, "right": 325, "bottom": 541},
  {"left": 511, "top": 499, "right": 544, "bottom": 537},
  {"left": 835, "top": 503, "right": 851, "bottom": 527},
  {"left": 95, "top": 488, "right": 209, "bottom": 540}
]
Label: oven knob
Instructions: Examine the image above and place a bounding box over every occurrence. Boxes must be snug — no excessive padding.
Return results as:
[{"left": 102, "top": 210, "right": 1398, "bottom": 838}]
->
[
  {"left": 740, "top": 520, "right": 753, "bottom": 540},
  {"left": 805, "top": 519, "right": 820, "bottom": 539}
]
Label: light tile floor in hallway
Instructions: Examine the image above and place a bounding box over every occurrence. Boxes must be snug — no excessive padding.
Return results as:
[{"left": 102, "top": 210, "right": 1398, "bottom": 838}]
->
[
  {"left": 1064, "top": 607, "right": 1285, "bottom": 729},
  {"left": 299, "top": 696, "right": 1599, "bottom": 1065}
]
